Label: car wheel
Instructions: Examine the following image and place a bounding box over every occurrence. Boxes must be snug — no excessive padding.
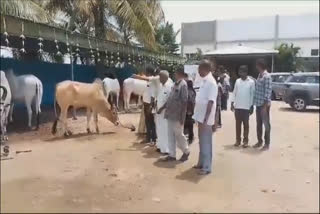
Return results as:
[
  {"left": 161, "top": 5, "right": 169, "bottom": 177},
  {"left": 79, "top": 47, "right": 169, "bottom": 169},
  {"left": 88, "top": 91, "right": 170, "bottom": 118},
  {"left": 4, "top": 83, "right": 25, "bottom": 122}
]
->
[
  {"left": 271, "top": 91, "right": 276, "bottom": 100},
  {"left": 292, "top": 96, "right": 307, "bottom": 111}
]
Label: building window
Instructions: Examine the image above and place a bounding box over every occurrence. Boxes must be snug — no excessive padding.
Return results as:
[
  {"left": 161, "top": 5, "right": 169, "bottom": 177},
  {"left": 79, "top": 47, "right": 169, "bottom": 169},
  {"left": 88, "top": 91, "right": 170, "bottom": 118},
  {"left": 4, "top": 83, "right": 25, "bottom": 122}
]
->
[{"left": 311, "top": 49, "right": 319, "bottom": 56}]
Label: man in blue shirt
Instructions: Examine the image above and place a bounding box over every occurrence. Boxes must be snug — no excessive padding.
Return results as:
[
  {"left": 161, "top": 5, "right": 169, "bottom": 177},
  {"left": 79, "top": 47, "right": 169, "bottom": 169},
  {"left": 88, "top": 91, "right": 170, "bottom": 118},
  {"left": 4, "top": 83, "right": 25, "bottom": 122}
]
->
[{"left": 253, "top": 59, "right": 272, "bottom": 150}]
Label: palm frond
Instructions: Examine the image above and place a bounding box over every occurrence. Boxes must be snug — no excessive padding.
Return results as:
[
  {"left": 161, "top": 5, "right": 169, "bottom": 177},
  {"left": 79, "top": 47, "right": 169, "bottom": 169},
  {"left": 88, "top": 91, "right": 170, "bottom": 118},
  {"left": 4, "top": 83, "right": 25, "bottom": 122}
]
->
[{"left": 0, "top": 0, "right": 50, "bottom": 23}]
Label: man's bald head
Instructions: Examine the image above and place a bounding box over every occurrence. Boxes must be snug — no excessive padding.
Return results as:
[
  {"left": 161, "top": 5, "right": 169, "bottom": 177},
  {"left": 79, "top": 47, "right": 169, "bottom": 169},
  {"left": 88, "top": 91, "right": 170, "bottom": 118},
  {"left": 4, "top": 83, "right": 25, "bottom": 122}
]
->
[{"left": 159, "top": 70, "right": 169, "bottom": 84}]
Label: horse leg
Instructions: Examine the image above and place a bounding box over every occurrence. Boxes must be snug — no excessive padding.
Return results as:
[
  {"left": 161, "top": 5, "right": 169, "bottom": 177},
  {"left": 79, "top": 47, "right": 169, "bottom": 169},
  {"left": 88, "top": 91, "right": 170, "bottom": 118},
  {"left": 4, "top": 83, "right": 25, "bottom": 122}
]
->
[
  {"left": 34, "top": 101, "right": 40, "bottom": 130},
  {"left": 25, "top": 98, "right": 33, "bottom": 129},
  {"left": 94, "top": 112, "right": 99, "bottom": 133},
  {"left": 106, "top": 91, "right": 110, "bottom": 104},
  {"left": 126, "top": 92, "right": 131, "bottom": 112},
  {"left": 116, "top": 92, "right": 120, "bottom": 110},
  {"left": 123, "top": 91, "right": 127, "bottom": 111},
  {"left": 9, "top": 102, "right": 14, "bottom": 122},
  {"left": 86, "top": 109, "right": 92, "bottom": 133},
  {"left": 138, "top": 95, "right": 142, "bottom": 107},
  {"left": 61, "top": 107, "right": 71, "bottom": 137},
  {"left": 72, "top": 107, "right": 77, "bottom": 120}
]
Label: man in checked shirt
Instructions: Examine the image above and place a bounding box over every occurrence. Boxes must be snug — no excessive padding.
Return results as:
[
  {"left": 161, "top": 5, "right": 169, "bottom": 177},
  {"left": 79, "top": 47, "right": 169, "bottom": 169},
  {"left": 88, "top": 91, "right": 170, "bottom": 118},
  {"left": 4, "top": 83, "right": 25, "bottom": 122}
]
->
[{"left": 253, "top": 59, "right": 272, "bottom": 151}]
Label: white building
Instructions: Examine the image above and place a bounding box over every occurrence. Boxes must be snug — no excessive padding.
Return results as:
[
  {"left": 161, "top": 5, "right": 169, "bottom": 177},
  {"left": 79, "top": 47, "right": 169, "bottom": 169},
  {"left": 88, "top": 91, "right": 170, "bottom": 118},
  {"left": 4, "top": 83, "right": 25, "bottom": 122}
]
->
[{"left": 181, "top": 14, "right": 319, "bottom": 59}]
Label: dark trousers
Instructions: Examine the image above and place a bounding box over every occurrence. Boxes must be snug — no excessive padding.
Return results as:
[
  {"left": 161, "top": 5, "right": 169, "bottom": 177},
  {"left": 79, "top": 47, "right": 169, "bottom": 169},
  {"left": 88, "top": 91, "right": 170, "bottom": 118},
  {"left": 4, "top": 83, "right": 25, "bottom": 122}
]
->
[
  {"left": 221, "top": 94, "right": 228, "bottom": 110},
  {"left": 234, "top": 109, "right": 250, "bottom": 143},
  {"left": 256, "top": 106, "right": 271, "bottom": 145},
  {"left": 216, "top": 105, "right": 222, "bottom": 126},
  {"left": 144, "top": 103, "right": 157, "bottom": 142},
  {"left": 184, "top": 114, "right": 194, "bottom": 142}
]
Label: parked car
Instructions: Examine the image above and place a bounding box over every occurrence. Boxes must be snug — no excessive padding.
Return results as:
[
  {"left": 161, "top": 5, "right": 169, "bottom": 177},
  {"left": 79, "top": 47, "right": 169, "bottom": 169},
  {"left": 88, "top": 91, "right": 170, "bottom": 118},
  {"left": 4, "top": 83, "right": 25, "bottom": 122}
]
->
[
  {"left": 282, "top": 72, "right": 319, "bottom": 111},
  {"left": 270, "top": 72, "right": 292, "bottom": 100}
]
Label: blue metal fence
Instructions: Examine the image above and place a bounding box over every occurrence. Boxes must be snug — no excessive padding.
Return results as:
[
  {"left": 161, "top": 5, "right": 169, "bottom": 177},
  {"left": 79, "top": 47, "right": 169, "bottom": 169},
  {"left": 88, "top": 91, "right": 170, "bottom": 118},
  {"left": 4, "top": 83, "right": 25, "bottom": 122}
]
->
[
  {"left": 0, "top": 58, "right": 138, "bottom": 106},
  {"left": 0, "top": 58, "right": 98, "bottom": 106}
]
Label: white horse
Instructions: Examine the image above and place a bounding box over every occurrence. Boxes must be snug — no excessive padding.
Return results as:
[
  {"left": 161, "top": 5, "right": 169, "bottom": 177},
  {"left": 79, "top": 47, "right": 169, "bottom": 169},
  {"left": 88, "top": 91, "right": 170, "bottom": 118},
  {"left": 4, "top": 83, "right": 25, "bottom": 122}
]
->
[
  {"left": 102, "top": 77, "right": 120, "bottom": 108},
  {"left": 123, "top": 78, "right": 148, "bottom": 111},
  {"left": 6, "top": 69, "right": 43, "bottom": 129},
  {"left": 0, "top": 71, "right": 12, "bottom": 143}
]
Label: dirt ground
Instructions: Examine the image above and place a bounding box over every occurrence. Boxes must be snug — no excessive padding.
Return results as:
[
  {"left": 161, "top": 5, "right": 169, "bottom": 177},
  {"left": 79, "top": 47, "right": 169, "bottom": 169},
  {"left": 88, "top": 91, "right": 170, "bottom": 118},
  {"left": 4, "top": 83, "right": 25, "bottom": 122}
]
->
[{"left": 1, "top": 101, "right": 319, "bottom": 213}]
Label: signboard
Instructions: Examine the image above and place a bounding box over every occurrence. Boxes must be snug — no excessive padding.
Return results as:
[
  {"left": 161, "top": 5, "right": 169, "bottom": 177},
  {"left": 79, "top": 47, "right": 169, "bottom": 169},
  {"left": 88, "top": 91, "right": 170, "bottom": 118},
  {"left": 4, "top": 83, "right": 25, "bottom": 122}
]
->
[{"left": 184, "top": 64, "right": 202, "bottom": 89}]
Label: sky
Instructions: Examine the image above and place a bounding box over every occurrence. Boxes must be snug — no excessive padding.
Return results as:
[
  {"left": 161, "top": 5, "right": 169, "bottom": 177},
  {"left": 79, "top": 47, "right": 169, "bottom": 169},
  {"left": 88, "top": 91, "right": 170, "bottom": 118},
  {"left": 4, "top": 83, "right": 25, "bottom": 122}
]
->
[{"left": 161, "top": 0, "right": 319, "bottom": 44}]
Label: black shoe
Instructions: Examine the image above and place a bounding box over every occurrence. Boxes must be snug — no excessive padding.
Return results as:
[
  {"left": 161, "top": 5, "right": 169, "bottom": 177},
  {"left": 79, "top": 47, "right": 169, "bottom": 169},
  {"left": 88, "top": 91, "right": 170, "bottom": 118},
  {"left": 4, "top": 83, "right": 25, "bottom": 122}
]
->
[
  {"left": 234, "top": 142, "right": 241, "bottom": 147},
  {"left": 253, "top": 142, "right": 263, "bottom": 148},
  {"left": 261, "top": 144, "right": 270, "bottom": 151},
  {"left": 160, "top": 156, "right": 176, "bottom": 162},
  {"left": 179, "top": 152, "right": 190, "bottom": 162}
]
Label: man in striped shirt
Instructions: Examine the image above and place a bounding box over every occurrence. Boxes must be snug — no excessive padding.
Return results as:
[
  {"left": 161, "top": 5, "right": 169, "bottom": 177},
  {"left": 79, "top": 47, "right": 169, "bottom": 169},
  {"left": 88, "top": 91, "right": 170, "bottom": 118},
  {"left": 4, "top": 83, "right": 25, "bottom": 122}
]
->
[{"left": 253, "top": 59, "right": 272, "bottom": 150}]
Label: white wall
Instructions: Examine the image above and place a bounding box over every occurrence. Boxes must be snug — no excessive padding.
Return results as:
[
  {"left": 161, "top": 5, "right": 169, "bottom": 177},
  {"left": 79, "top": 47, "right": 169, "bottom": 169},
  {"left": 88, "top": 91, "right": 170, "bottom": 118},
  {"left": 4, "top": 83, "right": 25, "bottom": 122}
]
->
[
  {"left": 278, "top": 14, "right": 319, "bottom": 39},
  {"left": 217, "top": 16, "right": 275, "bottom": 42},
  {"left": 216, "top": 40, "right": 275, "bottom": 50},
  {"left": 183, "top": 43, "right": 215, "bottom": 55},
  {"left": 181, "top": 13, "right": 319, "bottom": 57}
]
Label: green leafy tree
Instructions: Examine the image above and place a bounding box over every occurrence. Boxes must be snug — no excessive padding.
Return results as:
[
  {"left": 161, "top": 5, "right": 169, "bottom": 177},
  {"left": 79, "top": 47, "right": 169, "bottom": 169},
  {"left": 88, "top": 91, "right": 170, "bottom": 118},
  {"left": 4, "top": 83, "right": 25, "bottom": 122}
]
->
[
  {"left": 155, "top": 21, "right": 179, "bottom": 54},
  {"left": 275, "top": 43, "right": 302, "bottom": 72}
]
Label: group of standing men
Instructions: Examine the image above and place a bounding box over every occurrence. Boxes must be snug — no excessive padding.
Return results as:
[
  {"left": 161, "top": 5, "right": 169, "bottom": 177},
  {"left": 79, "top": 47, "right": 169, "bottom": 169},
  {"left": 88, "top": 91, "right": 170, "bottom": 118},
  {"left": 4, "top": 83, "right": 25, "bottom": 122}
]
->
[
  {"left": 231, "top": 58, "right": 272, "bottom": 150},
  {"left": 132, "top": 57, "right": 272, "bottom": 175}
]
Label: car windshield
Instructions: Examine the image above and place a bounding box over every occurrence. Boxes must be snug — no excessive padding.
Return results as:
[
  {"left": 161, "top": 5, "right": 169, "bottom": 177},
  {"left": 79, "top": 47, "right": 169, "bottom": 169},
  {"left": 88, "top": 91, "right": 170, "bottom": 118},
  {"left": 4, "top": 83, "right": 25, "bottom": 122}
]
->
[
  {"left": 286, "top": 75, "right": 306, "bottom": 83},
  {"left": 272, "top": 74, "right": 291, "bottom": 83}
]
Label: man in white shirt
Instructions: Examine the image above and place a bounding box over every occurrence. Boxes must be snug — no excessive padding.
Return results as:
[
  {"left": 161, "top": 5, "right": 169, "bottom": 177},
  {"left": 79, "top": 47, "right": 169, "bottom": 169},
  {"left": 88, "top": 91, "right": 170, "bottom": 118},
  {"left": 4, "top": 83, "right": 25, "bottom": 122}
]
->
[
  {"left": 155, "top": 70, "right": 173, "bottom": 154},
  {"left": 231, "top": 65, "right": 255, "bottom": 148},
  {"left": 193, "top": 60, "right": 218, "bottom": 175}
]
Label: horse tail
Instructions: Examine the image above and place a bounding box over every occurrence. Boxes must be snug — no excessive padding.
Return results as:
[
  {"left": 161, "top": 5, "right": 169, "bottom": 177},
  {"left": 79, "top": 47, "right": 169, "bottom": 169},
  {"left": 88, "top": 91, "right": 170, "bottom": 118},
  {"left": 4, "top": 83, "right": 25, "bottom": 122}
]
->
[
  {"left": 102, "top": 80, "right": 108, "bottom": 97},
  {"left": 51, "top": 85, "right": 60, "bottom": 135},
  {"left": 35, "top": 81, "right": 42, "bottom": 129}
]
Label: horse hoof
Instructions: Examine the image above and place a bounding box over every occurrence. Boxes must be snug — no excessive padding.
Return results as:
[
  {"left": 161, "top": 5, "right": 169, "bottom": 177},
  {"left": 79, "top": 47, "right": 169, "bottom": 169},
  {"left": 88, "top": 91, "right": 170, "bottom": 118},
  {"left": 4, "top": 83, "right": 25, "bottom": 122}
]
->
[
  {"left": 96, "top": 129, "right": 100, "bottom": 134},
  {"left": 67, "top": 131, "right": 73, "bottom": 136},
  {"left": 73, "top": 117, "right": 78, "bottom": 120},
  {"left": 3, "top": 145, "right": 9, "bottom": 154},
  {"left": 87, "top": 128, "right": 91, "bottom": 134}
]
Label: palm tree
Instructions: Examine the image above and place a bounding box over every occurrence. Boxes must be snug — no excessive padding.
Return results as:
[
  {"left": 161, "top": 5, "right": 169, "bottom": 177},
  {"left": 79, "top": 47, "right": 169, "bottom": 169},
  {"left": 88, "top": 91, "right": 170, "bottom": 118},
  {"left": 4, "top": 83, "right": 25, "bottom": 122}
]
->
[
  {"left": 0, "top": 0, "right": 50, "bottom": 23},
  {"left": 45, "top": 0, "right": 164, "bottom": 49},
  {"left": 109, "top": 0, "right": 164, "bottom": 49}
]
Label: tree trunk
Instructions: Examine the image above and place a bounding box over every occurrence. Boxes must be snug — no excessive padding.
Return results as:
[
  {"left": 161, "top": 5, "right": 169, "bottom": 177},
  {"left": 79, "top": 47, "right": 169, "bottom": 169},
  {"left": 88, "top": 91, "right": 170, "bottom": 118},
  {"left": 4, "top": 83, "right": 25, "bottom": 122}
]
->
[
  {"left": 123, "top": 29, "right": 130, "bottom": 45},
  {"left": 93, "top": 1, "right": 106, "bottom": 39}
]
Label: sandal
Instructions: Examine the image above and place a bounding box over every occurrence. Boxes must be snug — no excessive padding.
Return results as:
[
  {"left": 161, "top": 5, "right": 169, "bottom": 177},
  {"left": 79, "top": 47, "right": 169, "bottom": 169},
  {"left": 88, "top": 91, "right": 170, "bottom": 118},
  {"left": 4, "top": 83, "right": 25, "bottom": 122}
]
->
[{"left": 160, "top": 156, "right": 176, "bottom": 162}]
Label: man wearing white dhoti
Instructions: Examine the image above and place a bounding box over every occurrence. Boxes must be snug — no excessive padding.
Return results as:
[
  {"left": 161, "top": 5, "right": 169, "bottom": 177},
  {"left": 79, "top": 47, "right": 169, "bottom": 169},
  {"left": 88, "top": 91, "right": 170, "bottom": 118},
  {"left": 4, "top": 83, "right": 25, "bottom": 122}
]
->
[{"left": 154, "top": 71, "right": 173, "bottom": 154}]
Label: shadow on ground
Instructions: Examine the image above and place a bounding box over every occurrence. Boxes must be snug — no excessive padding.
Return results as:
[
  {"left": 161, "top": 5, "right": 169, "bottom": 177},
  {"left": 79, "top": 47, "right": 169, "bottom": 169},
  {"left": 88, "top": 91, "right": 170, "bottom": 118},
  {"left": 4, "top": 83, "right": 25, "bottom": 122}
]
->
[
  {"left": 175, "top": 168, "right": 206, "bottom": 184},
  {"left": 279, "top": 107, "right": 319, "bottom": 114},
  {"left": 44, "top": 131, "right": 115, "bottom": 142}
]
